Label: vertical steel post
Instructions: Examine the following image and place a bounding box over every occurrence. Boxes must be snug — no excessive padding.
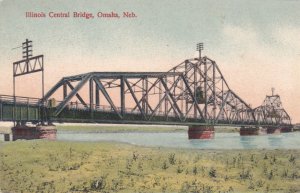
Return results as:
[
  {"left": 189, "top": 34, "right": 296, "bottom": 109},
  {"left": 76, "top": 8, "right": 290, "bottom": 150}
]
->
[
  {"left": 158, "top": 81, "right": 162, "bottom": 114},
  {"left": 95, "top": 83, "right": 99, "bottom": 108},
  {"left": 42, "top": 56, "right": 44, "bottom": 99},
  {"left": 0, "top": 101, "right": 2, "bottom": 121},
  {"left": 145, "top": 77, "right": 148, "bottom": 115},
  {"left": 27, "top": 98, "right": 29, "bottom": 121},
  {"left": 194, "top": 61, "right": 197, "bottom": 118},
  {"left": 180, "top": 79, "right": 183, "bottom": 113},
  {"left": 204, "top": 58, "right": 207, "bottom": 120},
  {"left": 221, "top": 77, "right": 224, "bottom": 120},
  {"left": 185, "top": 61, "right": 188, "bottom": 115},
  {"left": 13, "top": 67, "right": 16, "bottom": 126},
  {"left": 63, "top": 83, "right": 67, "bottom": 99},
  {"left": 164, "top": 77, "right": 168, "bottom": 118},
  {"left": 41, "top": 56, "right": 45, "bottom": 124},
  {"left": 89, "top": 78, "right": 94, "bottom": 119},
  {"left": 142, "top": 78, "right": 145, "bottom": 112},
  {"left": 120, "top": 76, "right": 125, "bottom": 117},
  {"left": 213, "top": 61, "right": 216, "bottom": 121}
]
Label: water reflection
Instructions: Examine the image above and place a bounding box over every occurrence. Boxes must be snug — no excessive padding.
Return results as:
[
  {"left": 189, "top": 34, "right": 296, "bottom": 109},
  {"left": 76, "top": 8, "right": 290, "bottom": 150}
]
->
[{"left": 267, "top": 134, "right": 283, "bottom": 148}]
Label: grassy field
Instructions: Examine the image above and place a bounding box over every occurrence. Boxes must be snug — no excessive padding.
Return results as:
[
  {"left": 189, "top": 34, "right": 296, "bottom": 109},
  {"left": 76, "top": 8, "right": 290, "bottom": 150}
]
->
[{"left": 0, "top": 140, "right": 299, "bottom": 193}]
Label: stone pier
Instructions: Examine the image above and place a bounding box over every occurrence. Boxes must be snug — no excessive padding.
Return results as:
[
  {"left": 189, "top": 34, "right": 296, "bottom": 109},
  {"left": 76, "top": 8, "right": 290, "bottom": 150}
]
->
[
  {"left": 188, "top": 125, "right": 215, "bottom": 139},
  {"left": 266, "top": 126, "right": 281, "bottom": 134},
  {"left": 240, "top": 126, "right": 266, "bottom": 136},
  {"left": 280, "top": 126, "right": 293, "bottom": 133},
  {"left": 12, "top": 125, "right": 57, "bottom": 141}
]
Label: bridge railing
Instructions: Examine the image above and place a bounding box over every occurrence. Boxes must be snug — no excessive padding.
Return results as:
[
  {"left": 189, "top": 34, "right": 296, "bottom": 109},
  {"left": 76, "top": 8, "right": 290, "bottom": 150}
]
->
[{"left": 0, "top": 94, "right": 41, "bottom": 105}]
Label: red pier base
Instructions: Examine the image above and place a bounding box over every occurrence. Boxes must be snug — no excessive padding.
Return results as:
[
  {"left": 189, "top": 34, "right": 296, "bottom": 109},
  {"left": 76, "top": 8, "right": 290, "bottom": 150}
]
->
[
  {"left": 240, "top": 127, "right": 265, "bottom": 136},
  {"left": 266, "top": 126, "right": 281, "bottom": 134},
  {"left": 188, "top": 126, "right": 215, "bottom": 139},
  {"left": 12, "top": 125, "right": 57, "bottom": 141},
  {"left": 281, "top": 127, "right": 293, "bottom": 133}
]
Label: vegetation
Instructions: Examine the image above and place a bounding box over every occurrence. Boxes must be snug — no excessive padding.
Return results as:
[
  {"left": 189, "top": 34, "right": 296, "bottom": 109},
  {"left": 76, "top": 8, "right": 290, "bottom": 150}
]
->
[{"left": 0, "top": 140, "right": 299, "bottom": 193}]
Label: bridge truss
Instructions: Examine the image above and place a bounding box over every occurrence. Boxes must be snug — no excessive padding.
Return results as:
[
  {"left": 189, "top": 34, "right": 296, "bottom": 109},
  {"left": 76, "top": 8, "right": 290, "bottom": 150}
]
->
[{"left": 38, "top": 56, "right": 290, "bottom": 126}]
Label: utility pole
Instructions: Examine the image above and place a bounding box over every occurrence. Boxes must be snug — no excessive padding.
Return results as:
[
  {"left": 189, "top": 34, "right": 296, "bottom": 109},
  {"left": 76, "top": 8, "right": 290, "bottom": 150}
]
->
[
  {"left": 22, "top": 39, "right": 33, "bottom": 60},
  {"left": 194, "top": 43, "right": 204, "bottom": 118},
  {"left": 197, "top": 43, "right": 203, "bottom": 60},
  {"left": 13, "top": 39, "right": 45, "bottom": 125}
]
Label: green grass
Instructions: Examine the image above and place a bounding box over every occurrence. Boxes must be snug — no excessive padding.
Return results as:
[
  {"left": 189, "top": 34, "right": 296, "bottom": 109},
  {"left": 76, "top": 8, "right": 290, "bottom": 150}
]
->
[{"left": 0, "top": 140, "right": 299, "bottom": 193}]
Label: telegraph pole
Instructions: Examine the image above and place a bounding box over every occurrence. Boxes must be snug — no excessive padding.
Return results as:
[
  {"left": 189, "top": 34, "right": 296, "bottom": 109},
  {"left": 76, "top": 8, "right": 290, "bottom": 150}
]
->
[
  {"left": 197, "top": 43, "right": 203, "bottom": 60},
  {"left": 13, "top": 39, "right": 45, "bottom": 125},
  {"left": 271, "top": 87, "right": 275, "bottom": 96},
  {"left": 194, "top": 43, "right": 204, "bottom": 118}
]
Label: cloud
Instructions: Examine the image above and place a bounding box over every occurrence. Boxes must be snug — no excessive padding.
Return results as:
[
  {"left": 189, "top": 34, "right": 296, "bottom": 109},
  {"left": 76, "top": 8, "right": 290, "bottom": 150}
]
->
[
  {"left": 272, "top": 26, "right": 300, "bottom": 50},
  {"left": 216, "top": 23, "right": 300, "bottom": 122},
  {"left": 222, "top": 24, "right": 258, "bottom": 45}
]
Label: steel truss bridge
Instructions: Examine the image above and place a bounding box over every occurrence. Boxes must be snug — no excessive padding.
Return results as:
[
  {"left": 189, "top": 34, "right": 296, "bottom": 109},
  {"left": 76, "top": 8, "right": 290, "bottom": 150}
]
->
[{"left": 0, "top": 55, "right": 292, "bottom": 127}]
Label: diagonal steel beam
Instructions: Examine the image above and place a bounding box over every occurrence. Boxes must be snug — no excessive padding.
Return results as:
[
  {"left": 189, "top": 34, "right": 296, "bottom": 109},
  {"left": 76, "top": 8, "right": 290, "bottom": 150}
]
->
[
  {"left": 215, "top": 91, "right": 230, "bottom": 123},
  {"left": 93, "top": 78, "right": 122, "bottom": 119},
  {"left": 149, "top": 93, "right": 167, "bottom": 120},
  {"left": 54, "top": 74, "right": 92, "bottom": 116},
  {"left": 181, "top": 75, "right": 204, "bottom": 119},
  {"left": 132, "top": 78, "right": 160, "bottom": 113},
  {"left": 42, "top": 78, "right": 64, "bottom": 103},
  {"left": 124, "top": 78, "right": 147, "bottom": 119},
  {"left": 159, "top": 77, "right": 183, "bottom": 120},
  {"left": 66, "top": 81, "right": 88, "bottom": 108}
]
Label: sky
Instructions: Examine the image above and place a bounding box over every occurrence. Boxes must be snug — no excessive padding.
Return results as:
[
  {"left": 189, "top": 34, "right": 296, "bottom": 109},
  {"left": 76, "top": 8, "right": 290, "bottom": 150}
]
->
[{"left": 0, "top": 0, "right": 299, "bottom": 122}]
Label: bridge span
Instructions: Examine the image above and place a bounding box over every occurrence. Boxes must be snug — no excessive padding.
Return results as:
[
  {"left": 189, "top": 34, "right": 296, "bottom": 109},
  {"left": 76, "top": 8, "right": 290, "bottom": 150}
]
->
[{"left": 1, "top": 41, "right": 293, "bottom": 140}]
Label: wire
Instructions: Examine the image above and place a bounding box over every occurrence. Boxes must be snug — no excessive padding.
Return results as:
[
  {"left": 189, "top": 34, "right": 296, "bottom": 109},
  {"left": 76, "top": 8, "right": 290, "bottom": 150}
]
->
[{"left": 11, "top": 45, "right": 22, "bottom": 50}]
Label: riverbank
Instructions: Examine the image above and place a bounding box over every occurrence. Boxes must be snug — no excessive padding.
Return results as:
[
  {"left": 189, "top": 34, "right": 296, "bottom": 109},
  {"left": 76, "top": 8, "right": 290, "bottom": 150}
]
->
[{"left": 0, "top": 140, "right": 299, "bottom": 193}]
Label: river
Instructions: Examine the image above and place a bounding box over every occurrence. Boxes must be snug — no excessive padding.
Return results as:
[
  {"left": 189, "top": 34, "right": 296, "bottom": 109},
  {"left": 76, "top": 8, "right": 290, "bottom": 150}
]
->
[{"left": 57, "top": 131, "right": 300, "bottom": 149}]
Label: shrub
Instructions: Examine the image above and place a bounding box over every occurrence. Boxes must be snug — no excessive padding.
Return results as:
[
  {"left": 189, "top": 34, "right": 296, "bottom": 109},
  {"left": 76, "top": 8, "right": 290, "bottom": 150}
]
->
[
  {"left": 256, "top": 180, "right": 265, "bottom": 188},
  {"left": 162, "top": 161, "right": 168, "bottom": 170},
  {"left": 268, "top": 170, "right": 274, "bottom": 180},
  {"left": 248, "top": 181, "right": 255, "bottom": 190},
  {"left": 90, "top": 176, "right": 106, "bottom": 191},
  {"left": 208, "top": 167, "right": 216, "bottom": 178},
  {"left": 239, "top": 169, "right": 252, "bottom": 180},
  {"left": 282, "top": 169, "right": 289, "bottom": 178},
  {"left": 192, "top": 166, "right": 198, "bottom": 175},
  {"left": 168, "top": 153, "right": 176, "bottom": 165},
  {"left": 289, "top": 154, "right": 296, "bottom": 164},
  {"left": 177, "top": 165, "right": 184, "bottom": 174}
]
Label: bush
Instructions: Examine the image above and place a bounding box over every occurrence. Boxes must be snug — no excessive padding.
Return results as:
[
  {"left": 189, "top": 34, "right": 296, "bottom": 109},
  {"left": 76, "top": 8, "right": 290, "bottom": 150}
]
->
[
  {"left": 168, "top": 153, "right": 176, "bottom": 165},
  {"left": 177, "top": 165, "right": 184, "bottom": 174},
  {"left": 208, "top": 167, "right": 216, "bottom": 178},
  {"left": 239, "top": 169, "right": 252, "bottom": 180},
  {"left": 90, "top": 176, "right": 106, "bottom": 191},
  {"left": 289, "top": 154, "right": 296, "bottom": 164},
  {"left": 162, "top": 161, "right": 168, "bottom": 170},
  {"left": 192, "top": 166, "right": 198, "bottom": 175}
]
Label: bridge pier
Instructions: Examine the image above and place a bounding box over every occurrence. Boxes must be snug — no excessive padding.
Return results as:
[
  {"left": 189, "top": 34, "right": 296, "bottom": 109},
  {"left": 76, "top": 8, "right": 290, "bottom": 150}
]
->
[
  {"left": 265, "top": 126, "right": 281, "bottom": 134},
  {"left": 12, "top": 124, "right": 57, "bottom": 141},
  {"left": 188, "top": 125, "right": 214, "bottom": 139},
  {"left": 280, "top": 126, "right": 293, "bottom": 133},
  {"left": 240, "top": 126, "right": 266, "bottom": 136}
]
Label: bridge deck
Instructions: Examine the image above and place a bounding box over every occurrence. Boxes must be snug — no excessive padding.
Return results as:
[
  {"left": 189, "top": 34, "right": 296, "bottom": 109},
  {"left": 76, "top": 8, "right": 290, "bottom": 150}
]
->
[{"left": 0, "top": 95, "right": 291, "bottom": 127}]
